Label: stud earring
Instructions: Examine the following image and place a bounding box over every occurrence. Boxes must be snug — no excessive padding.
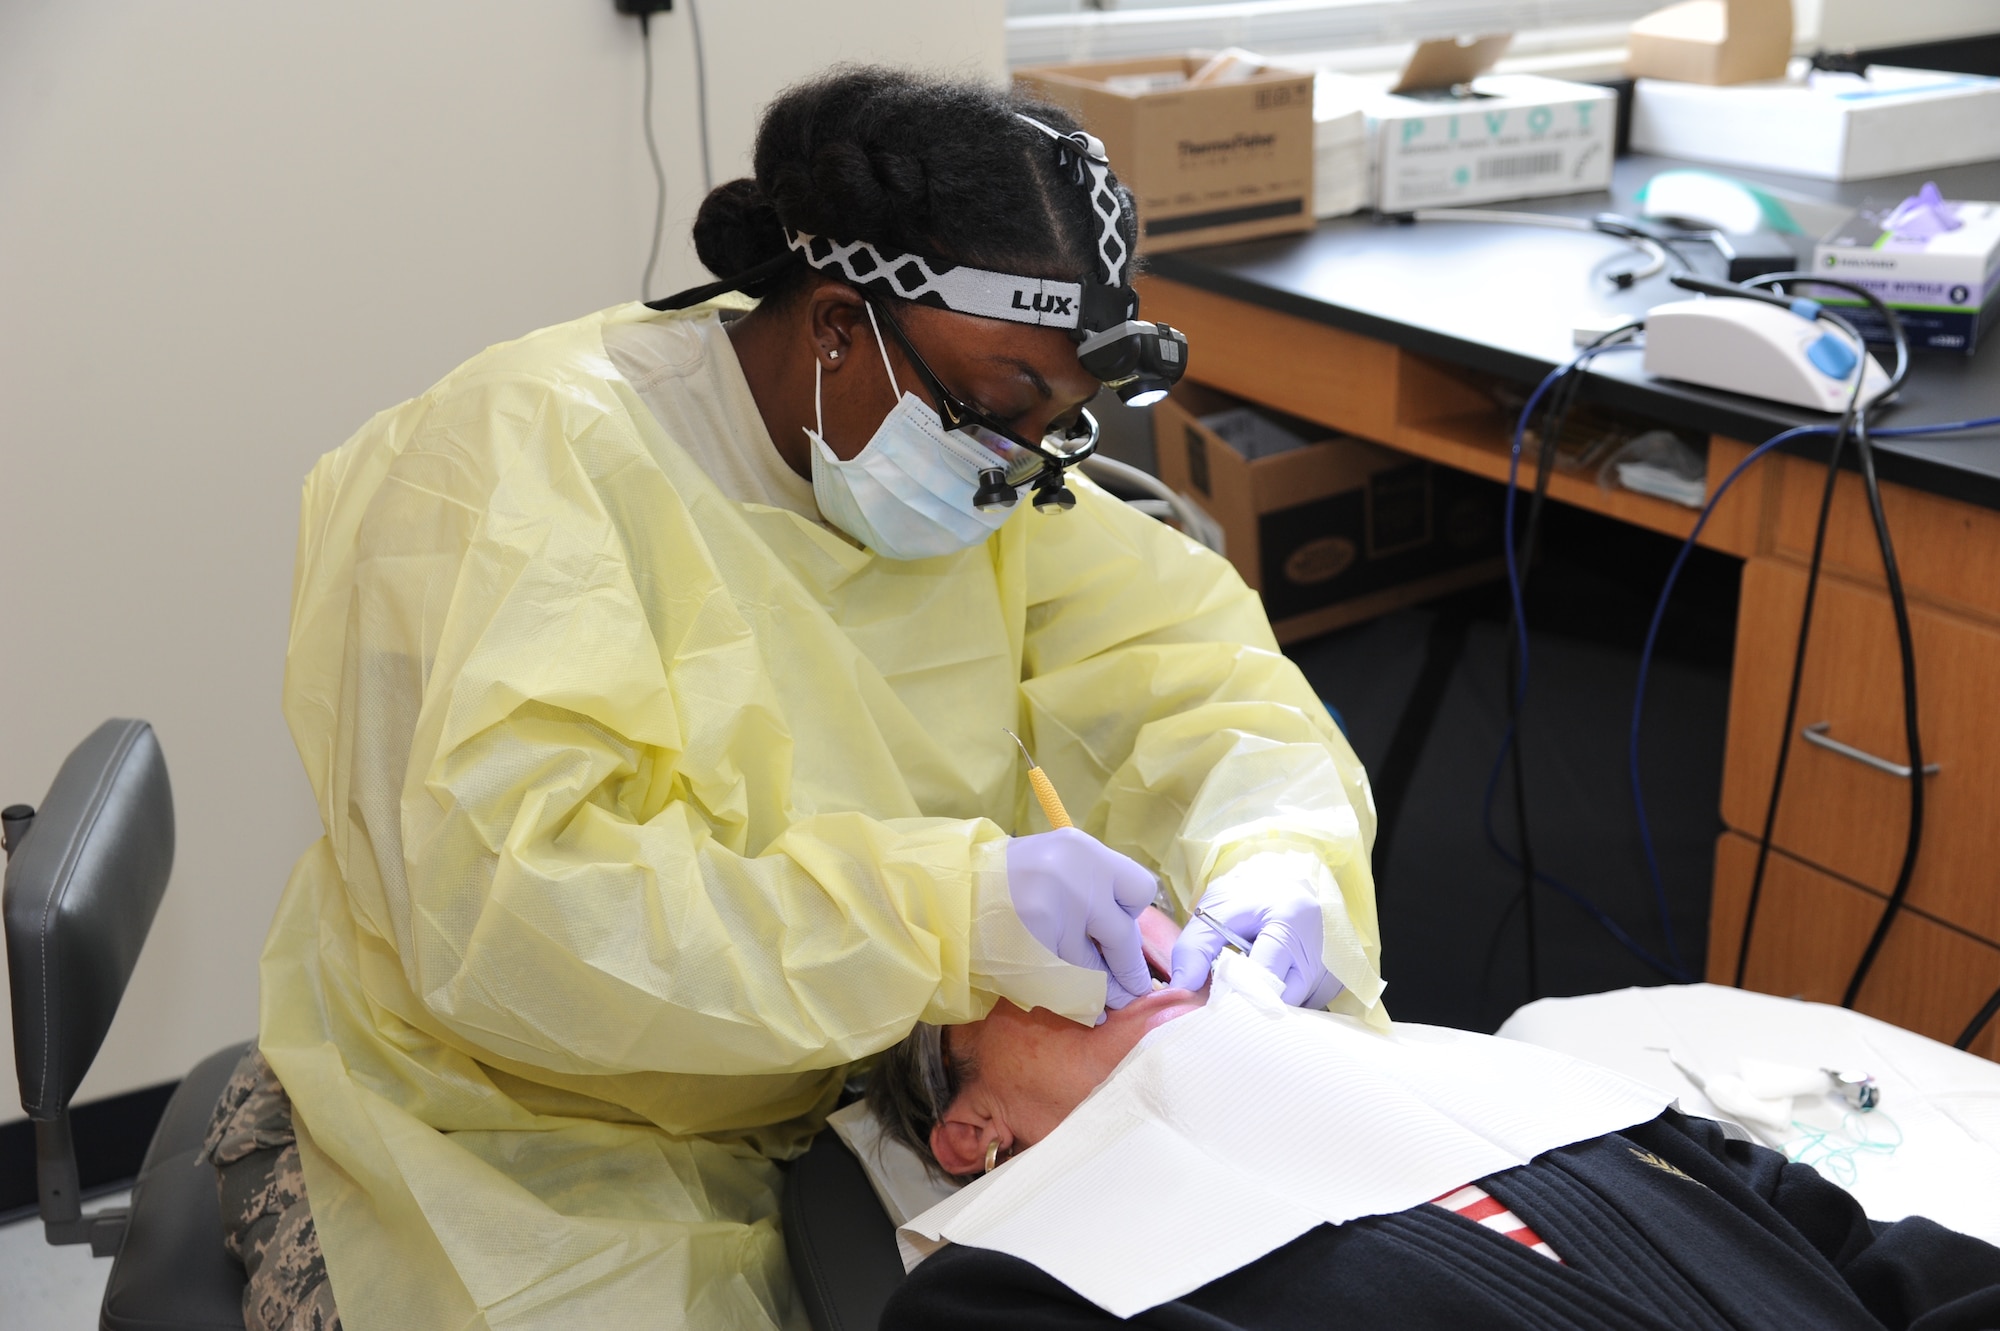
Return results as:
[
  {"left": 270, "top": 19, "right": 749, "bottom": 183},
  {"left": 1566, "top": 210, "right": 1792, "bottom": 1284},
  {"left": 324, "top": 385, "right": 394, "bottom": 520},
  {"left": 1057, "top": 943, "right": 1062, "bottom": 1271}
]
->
[{"left": 828, "top": 348, "right": 841, "bottom": 360}]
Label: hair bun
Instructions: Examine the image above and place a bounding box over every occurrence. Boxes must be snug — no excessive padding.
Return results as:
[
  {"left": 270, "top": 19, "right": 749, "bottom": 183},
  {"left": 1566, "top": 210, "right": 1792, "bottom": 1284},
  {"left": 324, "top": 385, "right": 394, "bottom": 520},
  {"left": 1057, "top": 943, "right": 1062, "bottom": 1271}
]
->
[{"left": 692, "top": 177, "right": 791, "bottom": 294}]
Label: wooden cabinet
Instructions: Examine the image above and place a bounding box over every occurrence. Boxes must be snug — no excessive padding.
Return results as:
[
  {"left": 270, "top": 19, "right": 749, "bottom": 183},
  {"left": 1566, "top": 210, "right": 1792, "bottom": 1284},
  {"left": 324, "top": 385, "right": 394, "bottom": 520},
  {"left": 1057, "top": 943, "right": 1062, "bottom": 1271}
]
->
[
  {"left": 1133, "top": 279, "right": 1400, "bottom": 443},
  {"left": 1713, "top": 455, "right": 2000, "bottom": 1057},
  {"left": 1765, "top": 451, "right": 2000, "bottom": 624},
  {"left": 1139, "top": 273, "right": 2000, "bottom": 1059},
  {"left": 1721, "top": 559, "right": 2000, "bottom": 943},
  {"left": 1709, "top": 831, "right": 2000, "bottom": 1060}
]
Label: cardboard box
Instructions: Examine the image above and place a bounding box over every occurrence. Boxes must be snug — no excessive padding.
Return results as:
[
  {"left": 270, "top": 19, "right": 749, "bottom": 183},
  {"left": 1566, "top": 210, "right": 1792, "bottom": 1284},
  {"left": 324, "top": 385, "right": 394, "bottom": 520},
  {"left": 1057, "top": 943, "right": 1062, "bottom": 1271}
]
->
[
  {"left": 1808, "top": 198, "right": 2000, "bottom": 353},
  {"left": 1626, "top": 0, "right": 1792, "bottom": 87},
  {"left": 1313, "top": 98, "right": 1369, "bottom": 219},
  {"left": 1153, "top": 386, "right": 1505, "bottom": 643},
  {"left": 1015, "top": 55, "right": 1315, "bottom": 253},
  {"left": 1631, "top": 67, "right": 2000, "bottom": 181},
  {"left": 1322, "top": 73, "right": 1616, "bottom": 214}
]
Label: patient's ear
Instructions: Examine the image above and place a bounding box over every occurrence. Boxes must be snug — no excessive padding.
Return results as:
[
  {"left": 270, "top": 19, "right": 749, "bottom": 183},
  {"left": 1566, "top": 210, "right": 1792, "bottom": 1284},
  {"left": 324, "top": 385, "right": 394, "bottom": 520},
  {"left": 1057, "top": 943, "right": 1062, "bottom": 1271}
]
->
[{"left": 931, "top": 1114, "right": 995, "bottom": 1177}]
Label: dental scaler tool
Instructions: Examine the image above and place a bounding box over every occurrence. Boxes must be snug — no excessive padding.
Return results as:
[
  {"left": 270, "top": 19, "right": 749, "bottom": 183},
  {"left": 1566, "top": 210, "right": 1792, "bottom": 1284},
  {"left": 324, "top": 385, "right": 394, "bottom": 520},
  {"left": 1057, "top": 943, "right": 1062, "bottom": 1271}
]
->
[{"left": 1192, "top": 905, "right": 1255, "bottom": 958}]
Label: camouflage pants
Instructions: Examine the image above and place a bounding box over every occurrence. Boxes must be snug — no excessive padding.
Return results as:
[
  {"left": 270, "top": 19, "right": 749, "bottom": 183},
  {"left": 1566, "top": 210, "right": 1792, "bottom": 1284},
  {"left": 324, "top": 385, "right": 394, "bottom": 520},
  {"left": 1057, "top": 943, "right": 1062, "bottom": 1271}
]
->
[{"left": 202, "top": 1048, "right": 342, "bottom": 1331}]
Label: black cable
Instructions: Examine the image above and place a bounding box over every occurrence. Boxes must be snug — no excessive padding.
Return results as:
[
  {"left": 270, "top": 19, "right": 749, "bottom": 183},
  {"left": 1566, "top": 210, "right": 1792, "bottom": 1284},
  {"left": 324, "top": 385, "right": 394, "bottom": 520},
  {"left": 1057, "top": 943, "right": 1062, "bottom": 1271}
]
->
[
  {"left": 1837, "top": 429, "right": 1924, "bottom": 1006},
  {"left": 1478, "top": 883, "right": 1528, "bottom": 1012},
  {"left": 1506, "top": 354, "right": 1577, "bottom": 996},
  {"left": 1501, "top": 374, "right": 1566, "bottom": 1000},
  {"left": 1734, "top": 421, "right": 1849, "bottom": 986},
  {"left": 638, "top": 13, "right": 669, "bottom": 302},
  {"left": 1731, "top": 275, "right": 1914, "bottom": 997},
  {"left": 1746, "top": 283, "right": 1915, "bottom": 1008},
  {"left": 1815, "top": 324, "right": 1921, "bottom": 1010},
  {"left": 1371, "top": 609, "right": 1472, "bottom": 874},
  {"left": 688, "top": 0, "right": 713, "bottom": 193},
  {"left": 1959, "top": 982, "right": 2000, "bottom": 1051},
  {"left": 1499, "top": 323, "right": 1637, "bottom": 1000}
]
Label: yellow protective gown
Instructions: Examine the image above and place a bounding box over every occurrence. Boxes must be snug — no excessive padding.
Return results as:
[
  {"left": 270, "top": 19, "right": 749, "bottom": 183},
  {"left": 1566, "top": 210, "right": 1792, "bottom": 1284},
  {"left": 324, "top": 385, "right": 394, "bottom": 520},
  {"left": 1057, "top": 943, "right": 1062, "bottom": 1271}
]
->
[{"left": 261, "top": 299, "right": 1383, "bottom": 1331}]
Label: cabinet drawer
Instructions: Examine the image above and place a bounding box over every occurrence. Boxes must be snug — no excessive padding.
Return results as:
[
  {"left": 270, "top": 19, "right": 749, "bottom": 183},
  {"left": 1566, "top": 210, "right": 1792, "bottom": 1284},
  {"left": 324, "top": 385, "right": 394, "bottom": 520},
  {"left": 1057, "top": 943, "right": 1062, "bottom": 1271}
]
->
[
  {"left": 1768, "top": 452, "right": 2000, "bottom": 623},
  {"left": 1709, "top": 831, "right": 2000, "bottom": 1061},
  {"left": 1721, "top": 558, "right": 2000, "bottom": 944}
]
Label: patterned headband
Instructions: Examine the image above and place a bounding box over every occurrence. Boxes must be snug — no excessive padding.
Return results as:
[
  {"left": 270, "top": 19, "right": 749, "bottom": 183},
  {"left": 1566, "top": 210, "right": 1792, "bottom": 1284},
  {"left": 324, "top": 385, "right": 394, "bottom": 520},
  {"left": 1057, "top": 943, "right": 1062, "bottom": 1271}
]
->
[
  {"left": 785, "top": 229, "right": 1086, "bottom": 329},
  {"left": 782, "top": 111, "right": 1130, "bottom": 333}
]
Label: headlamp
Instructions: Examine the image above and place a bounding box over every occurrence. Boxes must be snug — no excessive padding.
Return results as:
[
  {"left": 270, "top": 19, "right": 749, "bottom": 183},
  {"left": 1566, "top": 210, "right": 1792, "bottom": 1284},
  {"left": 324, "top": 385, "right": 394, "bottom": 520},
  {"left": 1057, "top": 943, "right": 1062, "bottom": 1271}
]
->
[
  {"left": 1077, "top": 319, "right": 1188, "bottom": 406},
  {"left": 1015, "top": 114, "right": 1189, "bottom": 418}
]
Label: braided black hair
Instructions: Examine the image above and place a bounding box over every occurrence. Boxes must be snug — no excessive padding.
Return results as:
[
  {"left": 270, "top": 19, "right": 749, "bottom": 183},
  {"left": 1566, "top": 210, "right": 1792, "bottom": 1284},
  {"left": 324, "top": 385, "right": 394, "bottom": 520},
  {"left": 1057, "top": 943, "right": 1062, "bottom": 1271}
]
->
[{"left": 691, "top": 67, "right": 1138, "bottom": 305}]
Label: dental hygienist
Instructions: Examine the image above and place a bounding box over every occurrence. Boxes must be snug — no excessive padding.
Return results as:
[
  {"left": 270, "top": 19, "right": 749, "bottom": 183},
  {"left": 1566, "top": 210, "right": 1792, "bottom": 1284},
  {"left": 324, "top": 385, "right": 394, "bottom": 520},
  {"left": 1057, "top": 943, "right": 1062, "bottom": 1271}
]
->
[{"left": 221, "top": 68, "right": 1383, "bottom": 1331}]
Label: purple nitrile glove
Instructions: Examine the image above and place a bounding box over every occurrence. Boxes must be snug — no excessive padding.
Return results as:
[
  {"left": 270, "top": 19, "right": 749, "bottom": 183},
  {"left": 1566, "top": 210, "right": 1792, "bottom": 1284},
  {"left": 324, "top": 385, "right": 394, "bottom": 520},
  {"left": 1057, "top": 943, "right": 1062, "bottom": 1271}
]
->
[
  {"left": 1169, "top": 856, "right": 1344, "bottom": 1009},
  {"left": 1006, "top": 827, "right": 1156, "bottom": 1012}
]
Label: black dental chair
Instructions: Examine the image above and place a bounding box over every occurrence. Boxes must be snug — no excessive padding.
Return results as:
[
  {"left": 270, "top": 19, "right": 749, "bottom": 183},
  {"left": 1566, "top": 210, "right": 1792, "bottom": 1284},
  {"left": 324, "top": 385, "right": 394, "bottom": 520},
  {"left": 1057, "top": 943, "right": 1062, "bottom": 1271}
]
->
[
  {"left": 5, "top": 719, "right": 249, "bottom": 1329},
  {"left": 783, "top": 1130, "right": 907, "bottom": 1330}
]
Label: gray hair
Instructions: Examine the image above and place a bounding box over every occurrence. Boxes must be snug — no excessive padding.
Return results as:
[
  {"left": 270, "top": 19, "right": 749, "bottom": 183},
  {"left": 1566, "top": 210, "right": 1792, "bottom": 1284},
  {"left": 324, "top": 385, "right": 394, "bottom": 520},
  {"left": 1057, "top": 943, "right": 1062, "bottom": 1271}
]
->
[{"left": 865, "top": 1022, "right": 976, "bottom": 1180}]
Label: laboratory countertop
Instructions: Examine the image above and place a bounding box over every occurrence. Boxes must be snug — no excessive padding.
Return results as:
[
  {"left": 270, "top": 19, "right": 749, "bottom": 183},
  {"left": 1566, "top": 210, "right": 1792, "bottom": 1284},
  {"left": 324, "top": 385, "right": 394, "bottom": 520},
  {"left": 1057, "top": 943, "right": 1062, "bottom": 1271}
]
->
[{"left": 1147, "top": 154, "right": 2000, "bottom": 512}]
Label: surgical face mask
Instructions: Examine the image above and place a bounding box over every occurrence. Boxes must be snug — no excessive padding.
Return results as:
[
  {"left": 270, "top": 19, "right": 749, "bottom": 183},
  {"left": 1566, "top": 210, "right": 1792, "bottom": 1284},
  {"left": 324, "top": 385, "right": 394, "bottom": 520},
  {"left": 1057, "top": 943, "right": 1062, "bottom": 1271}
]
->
[{"left": 806, "top": 305, "right": 1019, "bottom": 561}]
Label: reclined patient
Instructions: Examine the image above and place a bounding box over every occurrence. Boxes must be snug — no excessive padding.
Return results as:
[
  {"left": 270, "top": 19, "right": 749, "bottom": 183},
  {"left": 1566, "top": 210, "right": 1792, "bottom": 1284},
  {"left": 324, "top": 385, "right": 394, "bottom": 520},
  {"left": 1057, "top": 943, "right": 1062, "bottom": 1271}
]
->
[{"left": 866, "top": 969, "right": 2000, "bottom": 1331}]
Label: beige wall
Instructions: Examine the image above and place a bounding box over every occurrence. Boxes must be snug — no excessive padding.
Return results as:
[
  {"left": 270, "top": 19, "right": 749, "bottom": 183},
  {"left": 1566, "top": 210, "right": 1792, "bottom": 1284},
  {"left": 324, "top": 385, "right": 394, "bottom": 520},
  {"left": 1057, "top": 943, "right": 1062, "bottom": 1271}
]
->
[{"left": 0, "top": 0, "right": 1003, "bottom": 1115}]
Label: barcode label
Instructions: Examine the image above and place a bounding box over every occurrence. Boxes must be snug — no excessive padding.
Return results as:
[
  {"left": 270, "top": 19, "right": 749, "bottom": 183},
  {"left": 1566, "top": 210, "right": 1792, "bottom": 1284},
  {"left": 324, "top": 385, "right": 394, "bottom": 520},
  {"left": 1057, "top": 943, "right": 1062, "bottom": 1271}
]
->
[{"left": 1477, "top": 152, "right": 1562, "bottom": 181}]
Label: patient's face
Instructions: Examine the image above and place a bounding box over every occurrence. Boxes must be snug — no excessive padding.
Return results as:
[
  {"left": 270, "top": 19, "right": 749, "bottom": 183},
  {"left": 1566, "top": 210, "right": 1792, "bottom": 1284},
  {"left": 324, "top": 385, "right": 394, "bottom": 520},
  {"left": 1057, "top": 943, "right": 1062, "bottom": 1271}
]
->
[{"left": 930, "top": 986, "right": 1206, "bottom": 1176}]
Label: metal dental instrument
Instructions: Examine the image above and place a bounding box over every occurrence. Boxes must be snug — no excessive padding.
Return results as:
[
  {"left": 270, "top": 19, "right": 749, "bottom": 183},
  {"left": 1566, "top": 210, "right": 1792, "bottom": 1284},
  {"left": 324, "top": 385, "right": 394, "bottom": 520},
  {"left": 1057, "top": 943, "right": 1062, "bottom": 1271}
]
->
[
  {"left": 1007, "top": 726, "right": 1253, "bottom": 963},
  {"left": 1005, "top": 729, "right": 1073, "bottom": 830},
  {"left": 1824, "top": 1068, "right": 1882, "bottom": 1112},
  {"left": 1193, "top": 905, "right": 1255, "bottom": 958}
]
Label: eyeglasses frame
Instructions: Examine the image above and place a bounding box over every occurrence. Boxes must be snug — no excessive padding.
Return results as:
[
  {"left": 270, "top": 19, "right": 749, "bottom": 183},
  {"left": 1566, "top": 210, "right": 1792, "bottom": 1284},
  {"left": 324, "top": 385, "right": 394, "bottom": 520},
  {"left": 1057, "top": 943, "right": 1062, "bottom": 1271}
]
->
[{"left": 867, "top": 298, "right": 1100, "bottom": 487}]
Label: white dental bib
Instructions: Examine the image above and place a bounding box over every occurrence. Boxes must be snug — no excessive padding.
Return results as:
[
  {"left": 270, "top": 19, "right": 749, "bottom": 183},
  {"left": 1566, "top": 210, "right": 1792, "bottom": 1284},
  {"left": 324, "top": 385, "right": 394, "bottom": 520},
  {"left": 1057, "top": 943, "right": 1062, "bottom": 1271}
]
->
[{"left": 900, "top": 955, "right": 1671, "bottom": 1316}]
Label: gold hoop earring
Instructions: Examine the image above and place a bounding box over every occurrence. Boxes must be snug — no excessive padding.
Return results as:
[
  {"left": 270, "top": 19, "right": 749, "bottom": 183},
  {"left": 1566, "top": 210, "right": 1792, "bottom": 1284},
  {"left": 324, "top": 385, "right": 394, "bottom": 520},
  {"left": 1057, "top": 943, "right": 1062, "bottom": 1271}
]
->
[{"left": 983, "top": 1140, "right": 1000, "bottom": 1174}]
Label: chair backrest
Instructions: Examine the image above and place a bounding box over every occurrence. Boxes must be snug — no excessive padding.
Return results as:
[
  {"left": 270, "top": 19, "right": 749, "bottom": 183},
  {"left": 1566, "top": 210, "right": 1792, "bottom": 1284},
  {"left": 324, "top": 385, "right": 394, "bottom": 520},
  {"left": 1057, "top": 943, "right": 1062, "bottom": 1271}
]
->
[
  {"left": 4, "top": 719, "right": 174, "bottom": 1121},
  {"left": 783, "top": 1130, "right": 906, "bottom": 1331}
]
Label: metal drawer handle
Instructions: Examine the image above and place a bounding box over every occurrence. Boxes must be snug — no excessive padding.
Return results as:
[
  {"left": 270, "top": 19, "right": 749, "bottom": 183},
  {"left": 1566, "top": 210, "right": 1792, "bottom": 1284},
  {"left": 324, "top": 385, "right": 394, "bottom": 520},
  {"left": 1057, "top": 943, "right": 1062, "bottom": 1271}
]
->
[{"left": 1801, "top": 723, "right": 1940, "bottom": 779}]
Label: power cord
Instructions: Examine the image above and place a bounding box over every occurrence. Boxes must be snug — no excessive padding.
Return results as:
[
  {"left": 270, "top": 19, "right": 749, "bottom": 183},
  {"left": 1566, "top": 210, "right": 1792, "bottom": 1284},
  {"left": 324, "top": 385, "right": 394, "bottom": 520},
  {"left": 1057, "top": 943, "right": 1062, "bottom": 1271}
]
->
[
  {"left": 638, "top": 12, "right": 668, "bottom": 301},
  {"left": 1512, "top": 328, "right": 1628, "bottom": 996},
  {"left": 1959, "top": 984, "right": 2000, "bottom": 1052},
  {"left": 1835, "top": 356, "right": 1924, "bottom": 1010},
  {"left": 1493, "top": 328, "right": 1657, "bottom": 995},
  {"left": 687, "top": 0, "right": 712, "bottom": 193},
  {"left": 1407, "top": 209, "right": 1691, "bottom": 288},
  {"left": 1478, "top": 738, "right": 1690, "bottom": 981},
  {"left": 634, "top": 3, "right": 713, "bottom": 302},
  {"left": 1730, "top": 393, "right": 1865, "bottom": 990},
  {"left": 1725, "top": 276, "right": 1913, "bottom": 1009}
]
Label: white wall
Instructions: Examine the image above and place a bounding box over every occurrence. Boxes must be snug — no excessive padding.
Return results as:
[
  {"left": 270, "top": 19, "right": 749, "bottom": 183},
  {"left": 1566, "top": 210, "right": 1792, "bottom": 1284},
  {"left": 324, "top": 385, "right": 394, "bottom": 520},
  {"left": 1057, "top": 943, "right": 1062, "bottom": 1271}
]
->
[
  {"left": 0, "top": 0, "right": 1003, "bottom": 1116},
  {"left": 1802, "top": 0, "right": 2000, "bottom": 50}
]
